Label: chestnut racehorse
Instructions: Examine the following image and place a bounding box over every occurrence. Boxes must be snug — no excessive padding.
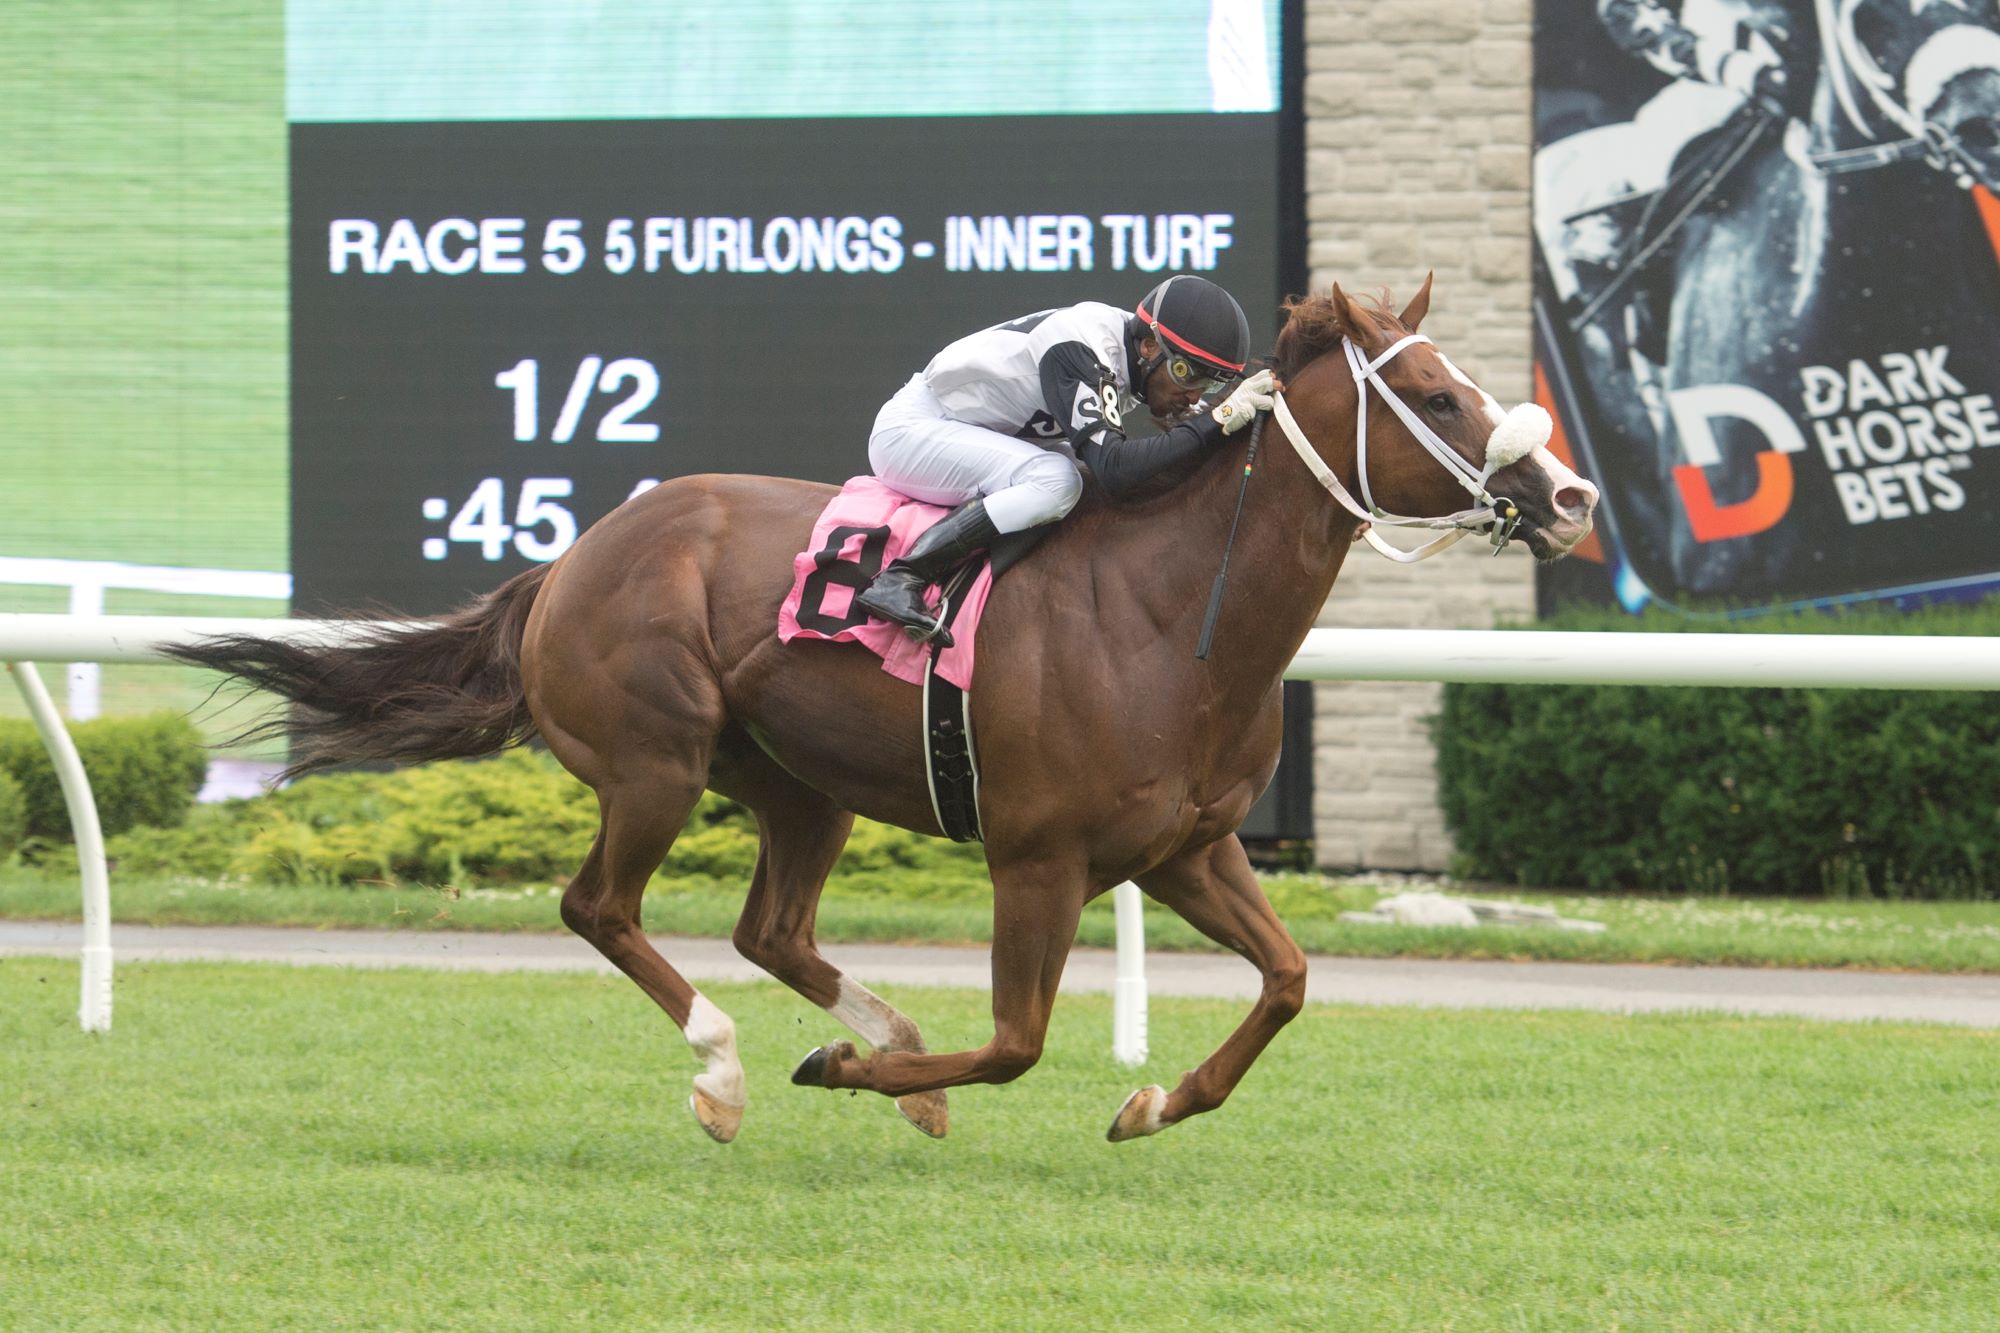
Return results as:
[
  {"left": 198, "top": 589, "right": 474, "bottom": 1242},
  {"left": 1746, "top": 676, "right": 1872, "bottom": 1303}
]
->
[{"left": 172, "top": 280, "right": 1597, "bottom": 1144}]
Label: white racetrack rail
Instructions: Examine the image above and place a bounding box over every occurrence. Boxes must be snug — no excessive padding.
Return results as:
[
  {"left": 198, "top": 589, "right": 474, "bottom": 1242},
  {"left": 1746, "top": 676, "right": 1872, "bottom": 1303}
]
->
[{"left": 7, "top": 614, "right": 1998, "bottom": 1046}]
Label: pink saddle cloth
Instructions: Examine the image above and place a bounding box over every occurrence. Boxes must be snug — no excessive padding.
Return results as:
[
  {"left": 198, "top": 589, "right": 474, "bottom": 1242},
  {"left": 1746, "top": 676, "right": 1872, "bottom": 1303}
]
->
[{"left": 777, "top": 477, "right": 993, "bottom": 690}]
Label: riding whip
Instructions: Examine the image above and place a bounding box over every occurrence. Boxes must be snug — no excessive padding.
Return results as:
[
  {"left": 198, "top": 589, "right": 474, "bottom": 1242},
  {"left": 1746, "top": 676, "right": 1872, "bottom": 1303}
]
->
[{"left": 1195, "top": 411, "right": 1265, "bottom": 661}]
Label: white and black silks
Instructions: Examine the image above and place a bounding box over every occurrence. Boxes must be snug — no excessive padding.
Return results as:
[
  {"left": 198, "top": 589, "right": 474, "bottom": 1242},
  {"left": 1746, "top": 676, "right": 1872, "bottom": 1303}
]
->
[
  {"left": 872, "top": 300, "right": 1228, "bottom": 535},
  {"left": 1038, "top": 337, "right": 1225, "bottom": 498}
]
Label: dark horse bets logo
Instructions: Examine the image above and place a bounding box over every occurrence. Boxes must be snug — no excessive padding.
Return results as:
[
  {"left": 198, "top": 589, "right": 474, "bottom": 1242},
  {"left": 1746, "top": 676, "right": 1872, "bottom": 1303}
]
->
[{"left": 1532, "top": 0, "right": 2000, "bottom": 609}]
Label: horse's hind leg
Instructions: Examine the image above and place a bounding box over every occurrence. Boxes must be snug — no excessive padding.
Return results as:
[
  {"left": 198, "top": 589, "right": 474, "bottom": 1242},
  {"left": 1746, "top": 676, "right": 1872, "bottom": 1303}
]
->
[
  {"left": 1111, "top": 834, "right": 1308, "bottom": 1141},
  {"left": 791, "top": 852, "right": 1087, "bottom": 1103},
  {"left": 717, "top": 753, "right": 949, "bottom": 1137},
  {"left": 559, "top": 766, "right": 748, "bottom": 1144}
]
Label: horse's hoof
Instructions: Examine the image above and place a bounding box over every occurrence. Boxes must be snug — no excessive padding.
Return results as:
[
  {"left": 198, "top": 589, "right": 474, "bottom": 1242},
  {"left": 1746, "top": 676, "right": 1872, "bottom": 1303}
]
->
[
  {"left": 689, "top": 1085, "right": 743, "bottom": 1144},
  {"left": 792, "top": 1040, "right": 856, "bottom": 1088},
  {"left": 1106, "top": 1084, "right": 1169, "bottom": 1142},
  {"left": 896, "top": 1089, "right": 949, "bottom": 1139},
  {"left": 791, "top": 1045, "right": 831, "bottom": 1087}
]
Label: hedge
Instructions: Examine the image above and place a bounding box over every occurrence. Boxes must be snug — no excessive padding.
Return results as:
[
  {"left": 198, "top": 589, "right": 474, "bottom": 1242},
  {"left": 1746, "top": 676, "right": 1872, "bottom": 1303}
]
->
[
  {"left": 94, "top": 747, "right": 993, "bottom": 890},
  {"left": 0, "top": 713, "right": 208, "bottom": 843},
  {"left": 0, "top": 769, "right": 25, "bottom": 860},
  {"left": 1434, "top": 603, "right": 2000, "bottom": 898}
]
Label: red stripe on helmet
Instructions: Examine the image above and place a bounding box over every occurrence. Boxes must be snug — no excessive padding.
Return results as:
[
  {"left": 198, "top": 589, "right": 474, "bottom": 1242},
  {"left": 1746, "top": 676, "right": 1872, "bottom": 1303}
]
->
[{"left": 1136, "top": 303, "right": 1246, "bottom": 374}]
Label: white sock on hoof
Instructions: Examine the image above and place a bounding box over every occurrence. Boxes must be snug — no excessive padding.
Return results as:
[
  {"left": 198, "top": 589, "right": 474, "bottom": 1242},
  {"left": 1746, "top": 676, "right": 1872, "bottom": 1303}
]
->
[
  {"left": 829, "top": 975, "right": 923, "bottom": 1052},
  {"left": 685, "top": 993, "right": 746, "bottom": 1109}
]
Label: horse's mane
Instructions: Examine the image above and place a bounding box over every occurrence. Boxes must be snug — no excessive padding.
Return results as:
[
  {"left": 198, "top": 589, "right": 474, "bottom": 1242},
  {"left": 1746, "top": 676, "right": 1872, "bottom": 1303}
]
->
[{"left": 1271, "top": 288, "right": 1402, "bottom": 383}]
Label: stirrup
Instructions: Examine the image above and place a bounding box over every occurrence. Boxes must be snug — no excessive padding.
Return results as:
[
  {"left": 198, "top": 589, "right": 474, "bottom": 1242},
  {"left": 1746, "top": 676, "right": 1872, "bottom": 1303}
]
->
[
  {"left": 889, "top": 599, "right": 954, "bottom": 650},
  {"left": 857, "top": 578, "right": 956, "bottom": 649},
  {"left": 912, "top": 608, "right": 955, "bottom": 651}
]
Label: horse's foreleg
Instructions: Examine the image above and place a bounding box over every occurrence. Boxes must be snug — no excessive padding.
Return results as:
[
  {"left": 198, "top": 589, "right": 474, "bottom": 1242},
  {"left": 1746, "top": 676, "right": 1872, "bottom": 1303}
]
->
[
  {"left": 723, "top": 773, "right": 948, "bottom": 1138},
  {"left": 560, "top": 771, "right": 748, "bottom": 1144},
  {"left": 1113, "top": 834, "right": 1307, "bottom": 1141},
  {"left": 792, "top": 855, "right": 1086, "bottom": 1101}
]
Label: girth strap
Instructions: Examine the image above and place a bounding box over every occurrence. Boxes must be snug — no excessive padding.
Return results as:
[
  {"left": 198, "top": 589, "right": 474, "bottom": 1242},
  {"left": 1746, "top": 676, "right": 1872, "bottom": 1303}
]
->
[{"left": 921, "top": 565, "right": 984, "bottom": 843}]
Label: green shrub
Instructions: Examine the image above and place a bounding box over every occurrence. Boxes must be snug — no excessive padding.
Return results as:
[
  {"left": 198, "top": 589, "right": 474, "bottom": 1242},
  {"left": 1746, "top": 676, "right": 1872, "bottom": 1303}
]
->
[
  {"left": 663, "top": 797, "right": 761, "bottom": 882},
  {"left": 213, "top": 748, "right": 601, "bottom": 885},
  {"left": 1435, "top": 603, "right": 2000, "bottom": 897},
  {"left": 98, "top": 805, "right": 243, "bottom": 878},
  {"left": 828, "top": 818, "right": 989, "bottom": 897},
  {"left": 0, "top": 768, "right": 26, "bottom": 859},
  {"left": 82, "top": 744, "right": 994, "bottom": 892},
  {"left": 0, "top": 713, "right": 208, "bottom": 842}
]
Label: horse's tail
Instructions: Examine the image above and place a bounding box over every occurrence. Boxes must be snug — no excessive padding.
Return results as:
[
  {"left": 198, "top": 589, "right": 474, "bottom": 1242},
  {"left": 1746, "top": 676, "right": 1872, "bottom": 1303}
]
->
[{"left": 167, "top": 564, "right": 551, "bottom": 781}]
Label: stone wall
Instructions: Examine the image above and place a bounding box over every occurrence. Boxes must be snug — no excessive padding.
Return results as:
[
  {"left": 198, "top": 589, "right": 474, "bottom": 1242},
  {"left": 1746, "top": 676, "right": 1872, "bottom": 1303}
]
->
[{"left": 1300, "top": 0, "right": 1539, "bottom": 870}]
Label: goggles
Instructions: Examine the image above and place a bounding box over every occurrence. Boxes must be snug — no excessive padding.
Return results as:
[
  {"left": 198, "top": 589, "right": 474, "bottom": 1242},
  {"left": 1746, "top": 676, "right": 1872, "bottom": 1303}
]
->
[{"left": 1161, "top": 352, "right": 1238, "bottom": 398}]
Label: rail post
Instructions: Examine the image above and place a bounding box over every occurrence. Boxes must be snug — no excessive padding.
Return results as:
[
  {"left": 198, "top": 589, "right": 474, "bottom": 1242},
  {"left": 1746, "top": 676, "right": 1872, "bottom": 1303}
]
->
[
  {"left": 1113, "top": 880, "right": 1148, "bottom": 1066},
  {"left": 5, "top": 661, "right": 111, "bottom": 1032}
]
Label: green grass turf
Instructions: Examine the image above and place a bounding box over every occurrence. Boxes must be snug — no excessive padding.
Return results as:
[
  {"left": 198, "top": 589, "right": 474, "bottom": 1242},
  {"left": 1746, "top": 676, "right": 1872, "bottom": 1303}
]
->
[
  {"left": 3, "top": 960, "right": 1996, "bottom": 1329},
  {"left": 7, "top": 868, "right": 2000, "bottom": 973}
]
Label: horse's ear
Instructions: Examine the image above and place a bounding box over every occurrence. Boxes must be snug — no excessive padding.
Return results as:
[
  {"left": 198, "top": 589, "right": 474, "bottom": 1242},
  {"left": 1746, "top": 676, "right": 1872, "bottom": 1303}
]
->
[
  {"left": 1398, "top": 272, "right": 1434, "bottom": 332},
  {"left": 1329, "top": 281, "right": 1367, "bottom": 341}
]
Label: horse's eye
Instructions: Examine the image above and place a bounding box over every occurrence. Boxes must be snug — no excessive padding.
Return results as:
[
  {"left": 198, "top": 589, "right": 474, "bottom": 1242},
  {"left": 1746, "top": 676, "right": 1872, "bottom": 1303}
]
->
[{"left": 1426, "top": 392, "right": 1456, "bottom": 415}]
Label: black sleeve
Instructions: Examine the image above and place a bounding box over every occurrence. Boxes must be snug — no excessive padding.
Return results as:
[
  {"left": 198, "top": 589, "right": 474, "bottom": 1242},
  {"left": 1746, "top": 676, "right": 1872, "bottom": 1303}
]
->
[{"left": 1036, "top": 340, "right": 1225, "bottom": 499}]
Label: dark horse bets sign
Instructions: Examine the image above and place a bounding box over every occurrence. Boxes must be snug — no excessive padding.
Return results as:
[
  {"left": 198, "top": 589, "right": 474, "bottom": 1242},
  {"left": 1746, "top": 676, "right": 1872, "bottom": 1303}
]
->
[{"left": 1532, "top": 0, "right": 2000, "bottom": 612}]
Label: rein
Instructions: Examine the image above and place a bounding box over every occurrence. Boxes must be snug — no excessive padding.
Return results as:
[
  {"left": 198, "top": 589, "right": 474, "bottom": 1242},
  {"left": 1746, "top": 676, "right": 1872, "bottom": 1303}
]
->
[
  {"left": 1270, "top": 335, "right": 1531, "bottom": 565},
  {"left": 1569, "top": 107, "right": 1778, "bottom": 333},
  {"left": 1796, "top": 122, "right": 1970, "bottom": 177}
]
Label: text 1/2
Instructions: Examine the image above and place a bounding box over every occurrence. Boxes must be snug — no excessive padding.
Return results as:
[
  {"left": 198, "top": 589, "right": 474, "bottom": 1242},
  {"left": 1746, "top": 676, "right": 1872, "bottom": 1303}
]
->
[{"left": 494, "top": 357, "right": 660, "bottom": 443}]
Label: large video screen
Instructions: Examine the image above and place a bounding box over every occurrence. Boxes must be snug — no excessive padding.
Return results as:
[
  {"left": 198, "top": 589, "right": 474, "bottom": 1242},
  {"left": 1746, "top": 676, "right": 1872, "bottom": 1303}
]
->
[
  {"left": 1531, "top": 0, "right": 2000, "bottom": 614},
  {"left": 288, "top": 0, "right": 1288, "bottom": 614}
]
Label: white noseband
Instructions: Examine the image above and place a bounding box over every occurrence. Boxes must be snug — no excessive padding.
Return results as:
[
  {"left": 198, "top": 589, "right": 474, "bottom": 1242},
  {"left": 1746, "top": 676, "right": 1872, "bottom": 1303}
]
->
[{"left": 1488, "top": 402, "right": 1554, "bottom": 471}]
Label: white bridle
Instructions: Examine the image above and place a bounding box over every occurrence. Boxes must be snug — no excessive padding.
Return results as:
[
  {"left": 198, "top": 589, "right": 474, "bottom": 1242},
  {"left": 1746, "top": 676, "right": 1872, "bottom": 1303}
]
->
[{"left": 1270, "top": 334, "right": 1553, "bottom": 563}]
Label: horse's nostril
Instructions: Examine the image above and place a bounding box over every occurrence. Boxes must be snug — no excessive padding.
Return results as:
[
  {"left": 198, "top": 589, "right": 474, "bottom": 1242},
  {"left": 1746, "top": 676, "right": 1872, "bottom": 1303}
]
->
[{"left": 1555, "top": 484, "right": 1596, "bottom": 518}]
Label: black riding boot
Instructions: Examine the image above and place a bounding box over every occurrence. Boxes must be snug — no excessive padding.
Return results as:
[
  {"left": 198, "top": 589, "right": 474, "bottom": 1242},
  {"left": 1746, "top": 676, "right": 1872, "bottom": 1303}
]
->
[{"left": 855, "top": 499, "right": 1001, "bottom": 649}]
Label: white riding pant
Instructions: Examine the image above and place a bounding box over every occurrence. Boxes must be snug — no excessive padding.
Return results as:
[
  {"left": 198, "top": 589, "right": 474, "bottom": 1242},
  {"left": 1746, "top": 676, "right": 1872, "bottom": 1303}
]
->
[{"left": 868, "top": 375, "right": 1083, "bottom": 535}]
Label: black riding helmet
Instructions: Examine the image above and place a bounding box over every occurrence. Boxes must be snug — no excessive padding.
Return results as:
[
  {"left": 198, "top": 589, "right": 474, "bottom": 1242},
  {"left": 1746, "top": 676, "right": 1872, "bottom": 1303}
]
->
[{"left": 1131, "top": 274, "right": 1251, "bottom": 396}]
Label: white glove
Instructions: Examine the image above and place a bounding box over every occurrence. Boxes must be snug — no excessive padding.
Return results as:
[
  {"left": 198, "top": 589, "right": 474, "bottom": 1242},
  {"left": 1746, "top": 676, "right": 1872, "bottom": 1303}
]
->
[{"left": 1210, "top": 368, "right": 1275, "bottom": 435}]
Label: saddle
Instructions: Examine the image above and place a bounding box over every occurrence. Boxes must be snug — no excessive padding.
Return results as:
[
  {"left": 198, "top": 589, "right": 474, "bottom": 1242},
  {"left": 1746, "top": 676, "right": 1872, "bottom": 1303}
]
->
[{"left": 777, "top": 478, "right": 1044, "bottom": 842}]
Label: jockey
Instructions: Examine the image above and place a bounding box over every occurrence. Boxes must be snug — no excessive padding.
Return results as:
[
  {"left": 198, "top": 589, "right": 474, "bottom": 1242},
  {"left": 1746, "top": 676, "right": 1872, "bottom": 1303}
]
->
[
  {"left": 855, "top": 274, "right": 1276, "bottom": 646},
  {"left": 1537, "top": 1, "right": 1809, "bottom": 321},
  {"left": 1597, "top": 0, "right": 1799, "bottom": 109}
]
